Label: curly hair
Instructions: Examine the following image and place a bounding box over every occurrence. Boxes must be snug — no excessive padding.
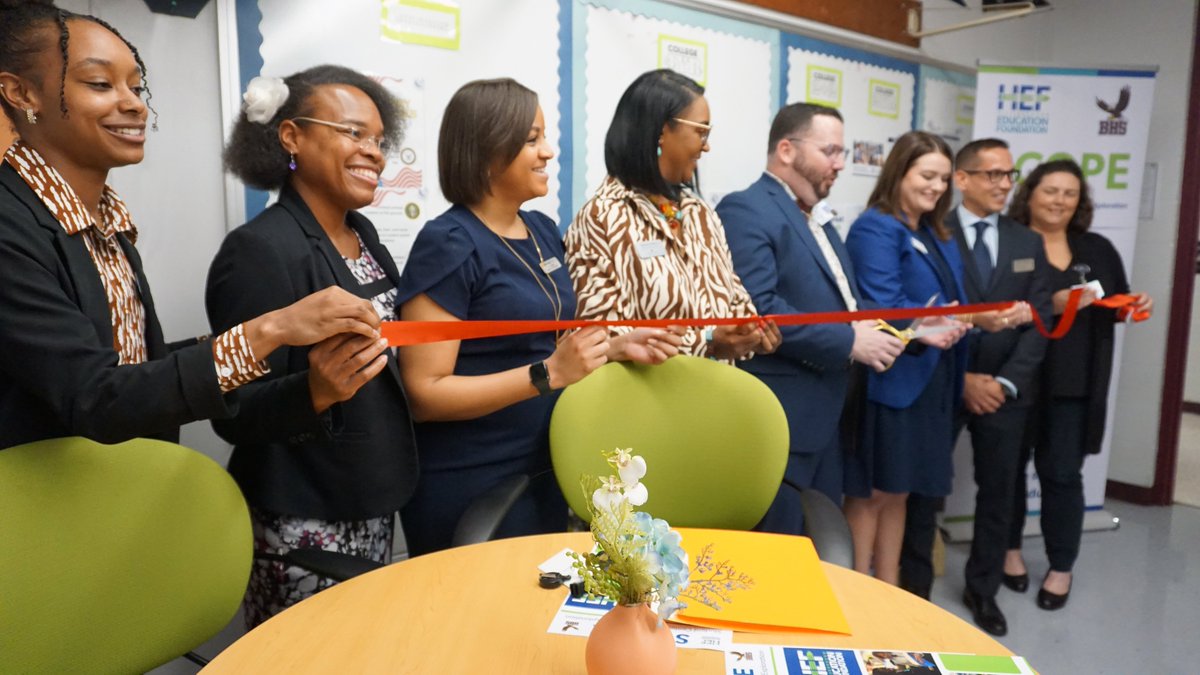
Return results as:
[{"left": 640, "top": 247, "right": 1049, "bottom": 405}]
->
[
  {"left": 1006, "top": 158, "right": 1093, "bottom": 233},
  {"left": 0, "top": 0, "right": 157, "bottom": 127},
  {"left": 223, "top": 65, "right": 408, "bottom": 191}
]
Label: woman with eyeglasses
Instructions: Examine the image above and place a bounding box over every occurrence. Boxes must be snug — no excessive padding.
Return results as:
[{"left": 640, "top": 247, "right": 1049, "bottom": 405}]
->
[
  {"left": 1001, "top": 159, "right": 1152, "bottom": 610},
  {"left": 208, "top": 64, "right": 418, "bottom": 627},
  {"left": 565, "top": 69, "right": 781, "bottom": 362},
  {"left": 0, "top": 6, "right": 378, "bottom": 451},
  {"left": 396, "top": 79, "right": 679, "bottom": 557}
]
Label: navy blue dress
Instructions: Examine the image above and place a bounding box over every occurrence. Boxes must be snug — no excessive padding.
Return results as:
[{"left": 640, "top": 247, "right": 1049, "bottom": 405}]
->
[
  {"left": 396, "top": 205, "right": 573, "bottom": 555},
  {"left": 843, "top": 209, "right": 968, "bottom": 498}
]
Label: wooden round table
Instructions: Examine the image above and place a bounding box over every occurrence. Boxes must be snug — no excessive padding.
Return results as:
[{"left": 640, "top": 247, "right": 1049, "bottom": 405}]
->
[{"left": 203, "top": 532, "right": 1010, "bottom": 673}]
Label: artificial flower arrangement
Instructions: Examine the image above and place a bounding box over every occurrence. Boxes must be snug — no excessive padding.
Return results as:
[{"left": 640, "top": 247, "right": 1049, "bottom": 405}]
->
[{"left": 570, "top": 447, "right": 729, "bottom": 624}]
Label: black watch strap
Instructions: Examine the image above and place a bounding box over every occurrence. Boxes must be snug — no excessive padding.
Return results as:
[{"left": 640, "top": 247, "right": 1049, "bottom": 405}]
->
[{"left": 529, "top": 361, "right": 553, "bottom": 396}]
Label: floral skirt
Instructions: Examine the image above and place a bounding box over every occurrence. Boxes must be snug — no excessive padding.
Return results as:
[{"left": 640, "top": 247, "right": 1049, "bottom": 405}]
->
[{"left": 244, "top": 506, "right": 394, "bottom": 629}]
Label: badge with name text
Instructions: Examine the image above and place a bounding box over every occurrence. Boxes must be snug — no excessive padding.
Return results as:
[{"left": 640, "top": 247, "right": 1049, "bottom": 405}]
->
[
  {"left": 635, "top": 239, "right": 668, "bottom": 259},
  {"left": 539, "top": 257, "right": 562, "bottom": 274},
  {"left": 1012, "top": 257, "right": 1035, "bottom": 273}
]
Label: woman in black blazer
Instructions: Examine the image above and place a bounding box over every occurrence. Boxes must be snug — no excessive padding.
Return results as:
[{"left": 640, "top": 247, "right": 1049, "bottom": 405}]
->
[
  {"left": 206, "top": 65, "right": 418, "bottom": 627},
  {"left": 1003, "top": 159, "right": 1152, "bottom": 609},
  {"left": 0, "top": 4, "right": 377, "bottom": 451}
]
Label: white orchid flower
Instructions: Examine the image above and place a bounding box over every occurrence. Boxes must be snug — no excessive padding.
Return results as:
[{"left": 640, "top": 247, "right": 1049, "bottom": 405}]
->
[
  {"left": 592, "top": 475, "right": 626, "bottom": 512},
  {"left": 613, "top": 448, "right": 648, "bottom": 506}
]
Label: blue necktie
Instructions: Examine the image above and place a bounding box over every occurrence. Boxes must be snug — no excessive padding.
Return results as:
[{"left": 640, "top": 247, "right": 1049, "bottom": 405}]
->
[{"left": 972, "top": 221, "right": 993, "bottom": 287}]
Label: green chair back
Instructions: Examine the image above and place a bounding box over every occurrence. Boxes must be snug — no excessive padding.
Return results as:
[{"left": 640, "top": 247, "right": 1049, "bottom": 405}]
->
[
  {"left": 0, "top": 437, "right": 252, "bottom": 674},
  {"left": 550, "top": 356, "right": 789, "bottom": 529}
]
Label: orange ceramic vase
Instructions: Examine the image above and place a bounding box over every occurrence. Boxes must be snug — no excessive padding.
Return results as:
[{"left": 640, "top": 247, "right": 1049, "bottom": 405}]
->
[{"left": 585, "top": 603, "right": 678, "bottom": 675}]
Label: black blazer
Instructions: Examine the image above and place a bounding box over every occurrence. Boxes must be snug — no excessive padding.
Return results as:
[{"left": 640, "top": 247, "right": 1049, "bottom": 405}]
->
[
  {"left": 205, "top": 186, "right": 418, "bottom": 522},
  {"left": 949, "top": 209, "right": 1053, "bottom": 406},
  {"left": 0, "top": 163, "right": 232, "bottom": 450},
  {"left": 1039, "top": 231, "right": 1130, "bottom": 454}
]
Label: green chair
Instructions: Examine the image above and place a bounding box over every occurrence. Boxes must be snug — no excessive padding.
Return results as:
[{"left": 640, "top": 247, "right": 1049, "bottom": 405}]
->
[
  {"left": 0, "top": 437, "right": 253, "bottom": 674},
  {"left": 549, "top": 356, "right": 855, "bottom": 566},
  {"left": 550, "top": 355, "right": 789, "bottom": 529},
  {"left": 452, "top": 356, "right": 855, "bottom": 567}
]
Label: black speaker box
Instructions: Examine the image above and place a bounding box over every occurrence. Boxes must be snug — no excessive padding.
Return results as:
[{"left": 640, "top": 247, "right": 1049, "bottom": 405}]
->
[{"left": 141, "top": 0, "right": 212, "bottom": 19}]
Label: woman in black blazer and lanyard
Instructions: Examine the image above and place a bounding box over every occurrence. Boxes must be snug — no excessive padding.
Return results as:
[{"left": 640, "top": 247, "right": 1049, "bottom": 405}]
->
[
  {"left": 207, "top": 65, "right": 418, "bottom": 627},
  {"left": 0, "top": 4, "right": 377, "bottom": 450},
  {"left": 1002, "top": 159, "right": 1152, "bottom": 609}
]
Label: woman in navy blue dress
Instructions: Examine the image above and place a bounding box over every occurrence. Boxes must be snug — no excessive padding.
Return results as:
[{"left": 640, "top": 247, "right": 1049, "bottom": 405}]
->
[
  {"left": 843, "top": 131, "right": 970, "bottom": 585},
  {"left": 397, "top": 79, "right": 680, "bottom": 556}
]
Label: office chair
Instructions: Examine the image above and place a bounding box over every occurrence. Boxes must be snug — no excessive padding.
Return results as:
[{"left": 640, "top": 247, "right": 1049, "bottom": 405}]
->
[
  {"left": 0, "top": 436, "right": 252, "bottom": 674},
  {"left": 454, "top": 356, "right": 855, "bottom": 568}
]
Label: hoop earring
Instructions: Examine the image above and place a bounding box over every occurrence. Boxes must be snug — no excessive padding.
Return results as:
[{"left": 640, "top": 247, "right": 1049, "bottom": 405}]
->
[
  {"left": 25, "top": 108, "right": 37, "bottom": 125},
  {"left": 288, "top": 154, "right": 296, "bottom": 171}
]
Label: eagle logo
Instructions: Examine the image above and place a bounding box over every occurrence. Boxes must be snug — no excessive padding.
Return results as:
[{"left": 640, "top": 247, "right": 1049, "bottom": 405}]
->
[{"left": 1096, "top": 86, "right": 1131, "bottom": 119}]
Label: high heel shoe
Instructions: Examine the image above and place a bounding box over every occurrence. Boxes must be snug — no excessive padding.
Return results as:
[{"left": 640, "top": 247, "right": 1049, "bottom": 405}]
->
[
  {"left": 1002, "top": 572, "right": 1029, "bottom": 593},
  {"left": 1036, "top": 572, "right": 1071, "bottom": 610}
]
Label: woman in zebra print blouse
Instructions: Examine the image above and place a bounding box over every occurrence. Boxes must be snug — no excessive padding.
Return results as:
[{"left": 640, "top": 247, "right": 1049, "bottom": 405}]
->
[{"left": 565, "top": 69, "right": 780, "bottom": 363}]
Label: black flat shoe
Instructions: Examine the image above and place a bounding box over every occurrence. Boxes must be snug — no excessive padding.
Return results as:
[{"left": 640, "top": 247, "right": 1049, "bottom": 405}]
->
[
  {"left": 962, "top": 589, "right": 1008, "bottom": 636},
  {"left": 1037, "top": 574, "right": 1071, "bottom": 610},
  {"left": 1002, "top": 572, "right": 1029, "bottom": 593}
]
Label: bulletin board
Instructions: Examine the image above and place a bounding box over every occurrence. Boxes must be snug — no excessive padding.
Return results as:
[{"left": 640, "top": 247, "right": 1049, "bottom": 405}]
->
[{"left": 221, "top": 0, "right": 972, "bottom": 270}]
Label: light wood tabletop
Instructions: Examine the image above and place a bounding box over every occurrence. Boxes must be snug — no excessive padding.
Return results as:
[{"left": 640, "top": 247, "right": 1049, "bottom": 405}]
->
[{"left": 203, "top": 532, "right": 1010, "bottom": 674}]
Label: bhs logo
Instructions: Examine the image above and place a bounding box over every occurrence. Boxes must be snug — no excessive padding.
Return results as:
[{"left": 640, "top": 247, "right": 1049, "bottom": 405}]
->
[{"left": 1097, "top": 85, "right": 1131, "bottom": 136}]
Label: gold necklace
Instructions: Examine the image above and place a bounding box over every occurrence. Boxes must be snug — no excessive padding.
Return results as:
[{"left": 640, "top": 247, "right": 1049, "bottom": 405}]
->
[{"left": 475, "top": 211, "right": 564, "bottom": 333}]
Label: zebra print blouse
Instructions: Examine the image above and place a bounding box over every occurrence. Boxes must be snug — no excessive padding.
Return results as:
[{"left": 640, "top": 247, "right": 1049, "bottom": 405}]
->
[{"left": 565, "top": 175, "right": 758, "bottom": 361}]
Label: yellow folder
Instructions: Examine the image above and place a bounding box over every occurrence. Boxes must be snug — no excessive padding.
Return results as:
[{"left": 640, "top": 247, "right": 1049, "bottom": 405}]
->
[{"left": 671, "top": 528, "right": 850, "bottom": 635}]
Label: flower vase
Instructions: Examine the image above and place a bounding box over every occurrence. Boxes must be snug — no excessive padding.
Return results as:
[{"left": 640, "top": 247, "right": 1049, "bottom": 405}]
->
[{"left": 585, "top": 603, "right": 677, "bottom": 675}]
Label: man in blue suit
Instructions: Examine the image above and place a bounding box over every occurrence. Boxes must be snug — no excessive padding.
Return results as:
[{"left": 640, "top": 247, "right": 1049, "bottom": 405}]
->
[{"left": 717, "top": 103, "right": 904, "bottom": 535}]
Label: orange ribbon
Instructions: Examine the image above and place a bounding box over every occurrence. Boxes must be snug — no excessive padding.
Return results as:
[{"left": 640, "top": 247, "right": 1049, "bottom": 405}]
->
[
  {"left": 380, "top": 291, "right": 1146, "bottom": 347},
  {"left": 1092, "top": 293, "right": 1151, "bottom": 323},
  {"left": 381, "top": 301, "right": 1014, "bottom": 347}
]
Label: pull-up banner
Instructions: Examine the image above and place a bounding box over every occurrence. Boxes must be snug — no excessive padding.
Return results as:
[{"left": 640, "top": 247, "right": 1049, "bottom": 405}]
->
[{"left": 944, "top": 62, "right": 1157, "bottom": 531}]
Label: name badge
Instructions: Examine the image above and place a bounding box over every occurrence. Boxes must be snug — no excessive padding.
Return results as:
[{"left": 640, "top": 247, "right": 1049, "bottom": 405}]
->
[
  {"left": 539, "top": 257, "right": 562, "bottom": 274},
  {"left": 1071, "top": 279, "right": 1106, "bottom": 299},
  {"left": 911, "top": 238, "right": 929, "bottom": 254},
  {"left": 1011, "top": 257, "right": 1035, "bottom": 273},
  {"left": 634, "top": 239, "right": 667, "bottom": 259}
]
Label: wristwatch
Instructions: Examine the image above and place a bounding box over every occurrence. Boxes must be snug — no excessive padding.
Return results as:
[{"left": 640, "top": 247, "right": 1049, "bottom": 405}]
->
[{"left": 529, "top": 361, "right": 554, "bottom": 396}]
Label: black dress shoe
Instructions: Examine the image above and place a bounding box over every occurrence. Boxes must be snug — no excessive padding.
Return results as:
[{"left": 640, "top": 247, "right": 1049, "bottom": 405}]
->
[
  {"left": 1037, "top": 574, "right": 1071, "bottom": 610},
  {"left": 1002, "top": 572, "right": 1029, "bottom": 593},
  {"left": 962, "top": 589, "right": 1008, "bottom": 636}
]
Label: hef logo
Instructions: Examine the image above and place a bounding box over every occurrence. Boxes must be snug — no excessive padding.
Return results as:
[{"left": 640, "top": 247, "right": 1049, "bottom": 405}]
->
[{"left": 998, "top": 84, "right": 1051, "bottom": 111}]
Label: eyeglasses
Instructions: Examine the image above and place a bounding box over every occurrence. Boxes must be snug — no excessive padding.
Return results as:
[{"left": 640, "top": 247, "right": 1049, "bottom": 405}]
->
[
  {"left": 671, "top": 117, "right": 712, "bottom": 142},
  {"left": 291, "top": 117, "right": 393, "bottom": 155},
  {"left": 787, "top": 138, "right": 849, "bottom": 160},
  {"left": 962, "top": 168, "right": 1020, "bottom": 185}
]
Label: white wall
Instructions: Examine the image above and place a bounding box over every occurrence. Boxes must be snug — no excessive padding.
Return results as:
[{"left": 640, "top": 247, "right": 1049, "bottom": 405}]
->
[
  {"left": 66, "top": 0, "right": 233, "bottom": 464},
  {"left": 924, "top": 0, "right": 1199, "bottom": 488}
]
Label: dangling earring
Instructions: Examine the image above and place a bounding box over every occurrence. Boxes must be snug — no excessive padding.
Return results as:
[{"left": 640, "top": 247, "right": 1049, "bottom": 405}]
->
[
  {"left": 288, "top": 154, "right": 297, "bottom": 171},
  {"left": 25, "top": 108, "right": 37, "bottom": 125},
  {"left": 656, "top": 143, "right": 662, "bottom": 158}
]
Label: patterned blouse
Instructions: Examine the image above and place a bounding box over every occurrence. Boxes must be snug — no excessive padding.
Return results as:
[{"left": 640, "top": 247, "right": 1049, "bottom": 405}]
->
[
  {"left": 343, "top": 230, "right": 398, "bottom": 321},
  {"left": 565, "top": 175, "right": 758, "bottom": 360},
  {"left": 4, "top": 141, "right": 266, "bottom": 392}
]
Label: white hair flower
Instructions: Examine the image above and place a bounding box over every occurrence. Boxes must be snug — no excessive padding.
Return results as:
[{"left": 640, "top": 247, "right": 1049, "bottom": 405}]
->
[{"left": 242, "top": 76, "right": 289, "bottom": 124}]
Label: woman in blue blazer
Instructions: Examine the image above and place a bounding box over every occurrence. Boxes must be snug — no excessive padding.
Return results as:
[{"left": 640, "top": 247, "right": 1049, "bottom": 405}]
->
[{"left": 843, "top": 131, "right": 969, "bottom": 585}]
